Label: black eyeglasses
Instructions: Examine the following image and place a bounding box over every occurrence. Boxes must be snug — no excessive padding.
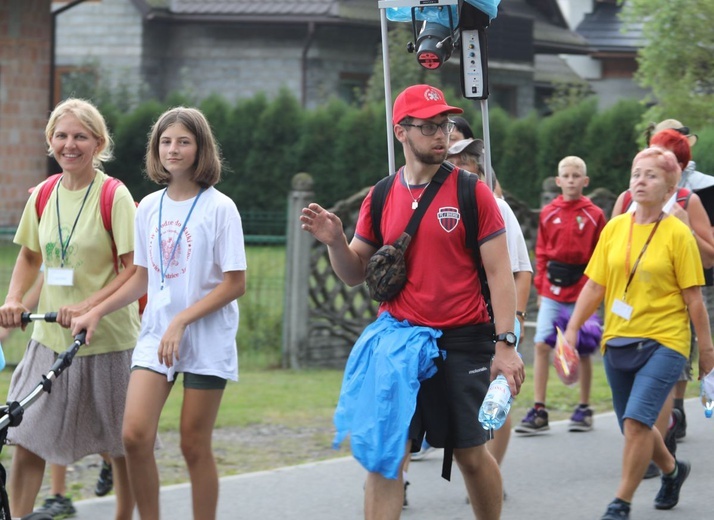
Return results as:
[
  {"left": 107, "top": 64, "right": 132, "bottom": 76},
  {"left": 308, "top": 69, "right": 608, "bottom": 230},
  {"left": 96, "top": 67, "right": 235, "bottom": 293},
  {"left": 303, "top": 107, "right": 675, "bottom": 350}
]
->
[
  {"left": 400, "top": 121, "right": 455, "bottom": 136},
  {"left": 673, "top": 126, "right": 690, "bottom": 136}
]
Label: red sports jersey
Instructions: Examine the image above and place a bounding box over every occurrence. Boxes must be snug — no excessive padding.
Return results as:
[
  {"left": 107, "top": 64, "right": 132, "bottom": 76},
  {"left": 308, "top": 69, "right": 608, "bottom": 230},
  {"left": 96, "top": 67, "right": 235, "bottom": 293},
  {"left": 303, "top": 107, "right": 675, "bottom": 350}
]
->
[{"left": 355, "top": 167, "right": 505, "bottom": 328}]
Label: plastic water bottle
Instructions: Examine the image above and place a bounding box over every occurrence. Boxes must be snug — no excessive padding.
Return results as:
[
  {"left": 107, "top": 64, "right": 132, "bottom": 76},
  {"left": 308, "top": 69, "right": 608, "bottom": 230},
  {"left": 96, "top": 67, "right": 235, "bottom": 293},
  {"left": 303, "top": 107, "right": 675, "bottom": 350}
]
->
[
  {"left": 701, "top": 380, "right": 714, "bottom": 419},
  {"left": 478, "top": 374, "right": 512, "bottom": 430}
]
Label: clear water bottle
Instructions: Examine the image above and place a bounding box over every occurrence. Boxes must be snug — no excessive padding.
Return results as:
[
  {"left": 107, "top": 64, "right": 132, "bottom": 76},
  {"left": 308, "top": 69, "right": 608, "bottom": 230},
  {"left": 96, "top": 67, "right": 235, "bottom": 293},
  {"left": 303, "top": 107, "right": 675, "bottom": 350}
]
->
[
  {"left": 478, "top": 374, "right": 512, "bottom": 430},
  {"left": 701, "top": 379, "right": 714, "bottom": 419}
]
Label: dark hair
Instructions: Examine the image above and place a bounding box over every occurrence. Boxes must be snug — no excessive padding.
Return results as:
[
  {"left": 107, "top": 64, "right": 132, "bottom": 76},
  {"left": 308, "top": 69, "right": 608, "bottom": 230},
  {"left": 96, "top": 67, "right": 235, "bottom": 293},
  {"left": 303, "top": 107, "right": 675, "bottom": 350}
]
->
[
  {"left": 451, "top": 116, "right": 474, "bottom": 139},
  {"left": 145, "top": 107, "right": 223, "bottom": 188}
]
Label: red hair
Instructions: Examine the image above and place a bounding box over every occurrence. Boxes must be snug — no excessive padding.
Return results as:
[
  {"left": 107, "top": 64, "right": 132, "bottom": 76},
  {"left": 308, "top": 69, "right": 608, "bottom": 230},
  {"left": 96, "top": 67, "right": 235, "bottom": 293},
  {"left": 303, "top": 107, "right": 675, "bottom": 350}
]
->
[{"left": 649, "top": 128, "right": 691, "bottom": 171}]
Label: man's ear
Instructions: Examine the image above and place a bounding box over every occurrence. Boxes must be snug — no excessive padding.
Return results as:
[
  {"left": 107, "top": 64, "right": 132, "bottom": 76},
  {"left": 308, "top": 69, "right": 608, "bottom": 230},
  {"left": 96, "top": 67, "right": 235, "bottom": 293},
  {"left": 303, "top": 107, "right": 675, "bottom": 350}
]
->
[{"left": 394, "top": 124, "right": 407, "bottom": 144}]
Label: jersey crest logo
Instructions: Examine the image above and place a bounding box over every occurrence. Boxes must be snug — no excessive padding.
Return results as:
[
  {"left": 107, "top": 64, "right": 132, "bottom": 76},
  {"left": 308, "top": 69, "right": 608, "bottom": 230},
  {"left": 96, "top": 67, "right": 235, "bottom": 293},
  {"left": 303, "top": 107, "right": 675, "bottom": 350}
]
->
[{"left": 437, "top": 206, "right": 460, "bottom": 233}]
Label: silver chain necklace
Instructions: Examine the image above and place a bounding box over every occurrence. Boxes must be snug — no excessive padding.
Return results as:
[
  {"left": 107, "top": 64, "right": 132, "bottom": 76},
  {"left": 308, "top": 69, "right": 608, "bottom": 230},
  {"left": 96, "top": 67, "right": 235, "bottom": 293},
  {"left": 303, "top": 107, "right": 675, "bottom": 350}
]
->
[{"left": 404, "top": 169, "right": 431, "bottom": 210}]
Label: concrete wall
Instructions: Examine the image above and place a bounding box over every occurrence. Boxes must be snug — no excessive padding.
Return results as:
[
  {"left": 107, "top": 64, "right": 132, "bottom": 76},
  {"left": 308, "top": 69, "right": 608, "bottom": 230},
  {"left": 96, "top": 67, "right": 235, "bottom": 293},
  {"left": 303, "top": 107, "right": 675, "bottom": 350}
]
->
[
  {"left": 54, "top": 0, "right": 381, "bottom": 109},
  {"left": 54, "top": 0, "right": 144, "bottom": 101},
  {"left": 0, "top": 0, "right": 52, "bottom": 228}
]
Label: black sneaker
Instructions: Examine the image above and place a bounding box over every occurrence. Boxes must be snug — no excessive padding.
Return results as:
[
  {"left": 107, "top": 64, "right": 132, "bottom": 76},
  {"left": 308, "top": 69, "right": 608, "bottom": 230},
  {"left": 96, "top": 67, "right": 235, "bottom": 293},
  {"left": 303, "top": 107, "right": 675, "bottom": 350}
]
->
[
  {"left": 601, "top": 499, "right": 630, "bottom": 519},
  {"left": 674, "top": 407, "right": 686, "bottom": 441},
  {"left": 643, "top": 461, "right": 660, "bottom": 479},
  {"left": 402, "top": 481, "right": 409, "bottom": 508},
  {"left": 514, "top": 407, "right": 549, "bottom": 435},
  {"left": 35, "top": 494, "right": 76, "bottom": 519},
  {"left": 664, "top": 408, "right": 683, "bottom": 457},
  {"left": 94, "top": 460, "right": 114, "bottom": 497},
  {"left": 654, "top": 459, "right": 690, "bottom": 510}
]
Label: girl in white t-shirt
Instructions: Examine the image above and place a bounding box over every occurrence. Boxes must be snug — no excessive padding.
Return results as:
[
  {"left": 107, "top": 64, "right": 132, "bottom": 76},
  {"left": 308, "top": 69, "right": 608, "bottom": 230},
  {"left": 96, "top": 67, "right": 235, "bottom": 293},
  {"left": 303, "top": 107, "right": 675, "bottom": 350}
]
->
[{"left": 73, "top": 107, "right": 246, "bottom": 520}]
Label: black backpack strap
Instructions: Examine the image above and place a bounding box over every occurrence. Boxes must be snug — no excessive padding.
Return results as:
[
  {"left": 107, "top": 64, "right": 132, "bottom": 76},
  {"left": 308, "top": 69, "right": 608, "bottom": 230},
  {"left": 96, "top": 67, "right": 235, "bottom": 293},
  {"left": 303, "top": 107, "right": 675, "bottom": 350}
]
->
[
  {"left": 457, "top": 169, "right": 492, "bottom": 315},
  {"left": 371, "top": 163, "right": 454, "bottom": 246},
  {"left": 370, "top": 174, "right": 397, "bottom": 247},
  {"left": 457, "top": 169, "right": 480, "bottom": 263}
]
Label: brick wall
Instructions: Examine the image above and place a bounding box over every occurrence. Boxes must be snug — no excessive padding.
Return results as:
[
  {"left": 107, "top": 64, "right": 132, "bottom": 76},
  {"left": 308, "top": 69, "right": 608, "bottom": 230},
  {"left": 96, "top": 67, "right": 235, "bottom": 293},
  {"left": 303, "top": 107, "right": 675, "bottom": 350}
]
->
[{"left": 0, "top": 0, "right": 52, "bottom": 228}]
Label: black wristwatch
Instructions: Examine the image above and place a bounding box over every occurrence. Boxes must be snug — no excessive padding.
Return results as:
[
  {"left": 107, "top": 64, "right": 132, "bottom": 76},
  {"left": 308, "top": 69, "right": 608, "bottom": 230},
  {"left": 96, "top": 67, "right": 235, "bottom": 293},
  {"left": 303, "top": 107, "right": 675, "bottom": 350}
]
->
[{"left": 494, "top": 331, "right": 517, "bottom": 347}]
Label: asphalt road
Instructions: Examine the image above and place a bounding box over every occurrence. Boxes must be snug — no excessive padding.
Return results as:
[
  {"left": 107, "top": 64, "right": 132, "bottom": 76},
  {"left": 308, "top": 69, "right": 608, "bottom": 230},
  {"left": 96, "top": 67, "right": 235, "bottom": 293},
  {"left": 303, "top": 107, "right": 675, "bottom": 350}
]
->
[{"left": 75, "top": 398, "right": 712, "bottom": 519}]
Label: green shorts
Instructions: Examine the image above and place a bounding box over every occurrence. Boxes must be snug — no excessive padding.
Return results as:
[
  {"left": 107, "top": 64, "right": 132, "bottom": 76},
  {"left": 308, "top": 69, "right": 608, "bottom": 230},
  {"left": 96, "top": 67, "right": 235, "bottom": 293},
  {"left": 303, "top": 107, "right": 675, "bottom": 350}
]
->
[{"left": 132, "top": 366, "right": 227, "bottom": 390}]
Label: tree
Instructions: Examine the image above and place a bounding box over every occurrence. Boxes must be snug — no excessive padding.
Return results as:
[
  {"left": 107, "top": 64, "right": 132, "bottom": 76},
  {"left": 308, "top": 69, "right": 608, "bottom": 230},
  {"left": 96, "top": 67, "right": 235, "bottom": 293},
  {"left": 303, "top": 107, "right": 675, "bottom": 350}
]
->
[{"left": 625, "top": 0, "right": 714, "bottom": 128}]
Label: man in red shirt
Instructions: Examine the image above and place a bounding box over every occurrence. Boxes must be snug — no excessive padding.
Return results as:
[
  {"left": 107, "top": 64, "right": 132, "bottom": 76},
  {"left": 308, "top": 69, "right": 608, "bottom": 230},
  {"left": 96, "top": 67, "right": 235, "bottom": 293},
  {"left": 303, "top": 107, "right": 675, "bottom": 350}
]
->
[{"left": 300, "top": 84, "right": 524, "bottom": 519}]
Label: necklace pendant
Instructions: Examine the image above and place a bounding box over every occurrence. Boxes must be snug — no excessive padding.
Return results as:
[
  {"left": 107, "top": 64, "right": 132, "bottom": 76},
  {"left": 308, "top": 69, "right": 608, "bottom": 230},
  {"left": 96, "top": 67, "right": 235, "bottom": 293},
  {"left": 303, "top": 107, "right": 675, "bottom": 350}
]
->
[{"left": 412, "top": 200, "right": 418, "bottom": 210}]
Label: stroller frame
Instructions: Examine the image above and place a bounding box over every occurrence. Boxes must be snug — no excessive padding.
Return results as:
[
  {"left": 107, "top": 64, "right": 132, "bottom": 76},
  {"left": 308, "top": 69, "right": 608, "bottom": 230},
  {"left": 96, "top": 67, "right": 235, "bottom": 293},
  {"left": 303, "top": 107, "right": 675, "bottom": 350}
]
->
[{"left": 0, "top": 313, "right": 86, "bottom": 520}]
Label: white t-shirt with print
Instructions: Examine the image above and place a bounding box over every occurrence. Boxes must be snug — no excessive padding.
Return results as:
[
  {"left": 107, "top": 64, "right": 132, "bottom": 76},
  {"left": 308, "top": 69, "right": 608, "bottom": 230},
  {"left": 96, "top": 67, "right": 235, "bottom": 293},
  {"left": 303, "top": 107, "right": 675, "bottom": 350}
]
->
[{"left": 133, "top": 186, "right": 246, "bottom": 381}]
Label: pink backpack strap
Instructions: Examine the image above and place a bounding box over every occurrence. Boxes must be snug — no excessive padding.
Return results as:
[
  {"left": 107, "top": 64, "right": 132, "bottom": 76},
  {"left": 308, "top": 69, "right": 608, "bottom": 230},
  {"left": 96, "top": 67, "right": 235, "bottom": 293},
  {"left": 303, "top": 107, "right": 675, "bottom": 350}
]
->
[
  {"left": 34, "top": 174, "right": 63, "bottom": 220},
  {"left": 622, "top": 190, "right": 633, "bottom": 212},
  {"left": 99, "top": 176, "right": 125, "bottom": 273}
]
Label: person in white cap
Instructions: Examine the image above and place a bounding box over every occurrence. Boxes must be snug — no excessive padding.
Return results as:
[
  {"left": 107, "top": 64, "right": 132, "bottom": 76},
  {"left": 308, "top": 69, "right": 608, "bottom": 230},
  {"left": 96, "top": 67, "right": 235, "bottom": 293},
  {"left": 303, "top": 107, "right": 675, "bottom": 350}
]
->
[{"left": 646, "top": 119, "right": 714, "bottom": 191}]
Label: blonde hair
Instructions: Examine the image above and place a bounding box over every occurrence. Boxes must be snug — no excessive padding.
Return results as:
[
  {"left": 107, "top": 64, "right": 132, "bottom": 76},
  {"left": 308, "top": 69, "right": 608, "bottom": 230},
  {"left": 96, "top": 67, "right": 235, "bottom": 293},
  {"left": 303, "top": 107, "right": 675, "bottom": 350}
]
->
[
  {"left": 145, "top": 107, "right": 223, "bottom": 188},
  {"left": 558, "top": 156, "right": 587, "bottom": 176},
  {"left": 45, "top": 98, "right": 113, "bottom": 167},
  {"left": 632, "top": 147, "right": 681, "bottom": 188}
]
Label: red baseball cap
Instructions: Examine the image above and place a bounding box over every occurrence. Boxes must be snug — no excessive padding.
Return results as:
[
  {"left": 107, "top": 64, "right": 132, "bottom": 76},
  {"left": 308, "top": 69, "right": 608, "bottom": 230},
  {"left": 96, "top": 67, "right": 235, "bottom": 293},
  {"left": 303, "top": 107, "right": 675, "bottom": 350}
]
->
[{"left": 393, "top": 84, "right": 463, "bottom": 125}]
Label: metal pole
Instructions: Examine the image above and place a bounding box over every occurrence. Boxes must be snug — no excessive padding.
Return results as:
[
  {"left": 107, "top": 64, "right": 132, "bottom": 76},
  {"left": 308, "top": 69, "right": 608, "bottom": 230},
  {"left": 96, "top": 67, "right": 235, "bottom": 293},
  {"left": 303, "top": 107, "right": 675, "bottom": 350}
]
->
[
  {"left": 379, "top": 7, "right": 396, "bottom": 176},
  {"left": 480, "top": 99, "right": 493, "bottom": 191}
]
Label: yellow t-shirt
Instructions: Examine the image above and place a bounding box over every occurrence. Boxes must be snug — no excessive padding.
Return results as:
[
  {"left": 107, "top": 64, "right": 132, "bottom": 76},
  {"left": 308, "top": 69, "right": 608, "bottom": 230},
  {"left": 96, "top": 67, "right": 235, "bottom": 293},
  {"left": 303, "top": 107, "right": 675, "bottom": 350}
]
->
[
  {"left": 14, "top": 170, "right": 140, "bottom": 356},
  {"left": 585, "top": 213, "right": 703, "bottom": 356}
]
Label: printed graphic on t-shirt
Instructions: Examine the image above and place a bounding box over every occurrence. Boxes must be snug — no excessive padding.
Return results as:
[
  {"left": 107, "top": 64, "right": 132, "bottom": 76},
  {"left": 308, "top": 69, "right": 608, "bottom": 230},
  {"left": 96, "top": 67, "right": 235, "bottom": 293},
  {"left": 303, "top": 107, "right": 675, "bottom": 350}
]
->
[
  {"left": 45, "top": 225, "right": 84, "bottom": 269},
  {"left": 437, "top": 206, "right": 461, "bottom": 233},
  {"left": 149, "top": 220, "right": 194, "bottom": 279}
]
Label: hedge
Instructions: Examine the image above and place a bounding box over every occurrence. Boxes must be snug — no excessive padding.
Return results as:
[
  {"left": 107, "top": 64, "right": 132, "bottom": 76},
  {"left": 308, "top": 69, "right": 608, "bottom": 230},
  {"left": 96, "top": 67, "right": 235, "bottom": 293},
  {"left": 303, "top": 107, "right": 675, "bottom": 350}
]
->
[{"left": 96, "top": 92, "right": 671, "bottom": 214}]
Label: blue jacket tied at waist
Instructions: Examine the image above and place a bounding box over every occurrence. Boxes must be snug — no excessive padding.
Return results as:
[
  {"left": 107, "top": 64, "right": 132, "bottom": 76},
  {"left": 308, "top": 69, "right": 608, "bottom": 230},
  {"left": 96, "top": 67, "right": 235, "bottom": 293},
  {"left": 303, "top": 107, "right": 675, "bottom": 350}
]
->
[{"left": 333, "top": 311, "right": 442, "bottom": 479}]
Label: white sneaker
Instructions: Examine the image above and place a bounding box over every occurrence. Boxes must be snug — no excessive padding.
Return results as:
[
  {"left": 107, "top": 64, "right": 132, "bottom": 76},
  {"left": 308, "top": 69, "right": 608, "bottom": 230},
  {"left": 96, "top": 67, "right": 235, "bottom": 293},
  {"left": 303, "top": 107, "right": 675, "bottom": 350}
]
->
[{"left": 410, "top": 441, "right": 436, "bottom": 461}]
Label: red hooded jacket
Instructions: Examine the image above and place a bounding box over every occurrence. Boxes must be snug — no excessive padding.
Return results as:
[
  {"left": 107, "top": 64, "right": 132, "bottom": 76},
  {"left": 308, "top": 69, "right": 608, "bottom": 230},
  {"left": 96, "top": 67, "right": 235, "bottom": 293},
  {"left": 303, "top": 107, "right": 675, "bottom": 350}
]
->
[{"left": 535, "top": 195, "right": 606, "bottom": 302}]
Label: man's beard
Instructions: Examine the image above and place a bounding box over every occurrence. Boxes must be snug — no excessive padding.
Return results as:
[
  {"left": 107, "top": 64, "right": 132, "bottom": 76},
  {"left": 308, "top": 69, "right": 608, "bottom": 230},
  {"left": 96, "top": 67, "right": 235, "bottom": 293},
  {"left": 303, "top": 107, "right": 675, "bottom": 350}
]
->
[{"left": 407, "top": 136, "right": 447, "bottom": 165}]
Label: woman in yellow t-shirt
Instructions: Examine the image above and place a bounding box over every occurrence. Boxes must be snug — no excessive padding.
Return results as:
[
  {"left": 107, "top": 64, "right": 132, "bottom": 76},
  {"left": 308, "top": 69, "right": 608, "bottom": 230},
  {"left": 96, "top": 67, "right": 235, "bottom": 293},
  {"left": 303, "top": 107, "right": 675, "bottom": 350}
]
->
[
  {"left": 563, "top": 147, "right": 714, "bottom": 520},
  {"left": 0, "top": 98, "right": 139, "bottom": 520}
]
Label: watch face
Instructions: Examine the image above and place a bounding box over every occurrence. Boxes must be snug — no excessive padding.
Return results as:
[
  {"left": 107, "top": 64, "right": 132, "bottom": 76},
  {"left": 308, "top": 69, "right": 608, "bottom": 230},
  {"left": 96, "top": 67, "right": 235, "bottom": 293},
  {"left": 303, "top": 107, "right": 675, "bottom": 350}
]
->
[{"left": 497, "top": 332, "right": 517, "bottom": 345}]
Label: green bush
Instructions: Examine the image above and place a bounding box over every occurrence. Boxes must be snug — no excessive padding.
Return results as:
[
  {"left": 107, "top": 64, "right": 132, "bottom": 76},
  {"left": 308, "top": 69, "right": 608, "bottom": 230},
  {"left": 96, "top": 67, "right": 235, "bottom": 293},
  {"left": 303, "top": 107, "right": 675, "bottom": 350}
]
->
[
  {"left": 693, "top": 126, "right": 714, "bottom": 175},
  {"left": 108, "top": 99, "right": 167, "bottom": 201},
  {"left": 85, "top": 86, "right": 714, "bottom": 218},
  {"left": 583, "top": 99, "right": 646, "bottom": 193},
  {"left": 536, "top": 98, "right": 598, "bottom": 185},
  {"left": 238, "top": 89, "right": 304, "bottom": 213},
  {"left": 498, "top": 112, "right": 540, "bottom": 206}
]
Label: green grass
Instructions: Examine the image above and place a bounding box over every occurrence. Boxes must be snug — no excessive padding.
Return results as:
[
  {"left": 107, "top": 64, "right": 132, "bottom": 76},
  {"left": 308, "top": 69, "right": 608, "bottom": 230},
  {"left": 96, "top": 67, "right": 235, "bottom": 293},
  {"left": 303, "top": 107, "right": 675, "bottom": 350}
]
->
[
  {"left": 0, "top": 361, "right": 701, "bottom": 435},
  {"left": 0, "top": 241, "right": 287, "bottom": 369}
]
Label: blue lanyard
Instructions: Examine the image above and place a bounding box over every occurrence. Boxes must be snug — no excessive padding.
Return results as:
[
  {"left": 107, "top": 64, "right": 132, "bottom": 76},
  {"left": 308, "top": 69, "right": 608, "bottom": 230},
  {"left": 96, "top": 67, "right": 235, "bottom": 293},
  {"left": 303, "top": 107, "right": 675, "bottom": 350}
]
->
[
  {"left": 158, "top": 187, "right": 204, "bottom": 289},
  {"left": 55, "top": 175, "right": 95, "bottom": 267}
]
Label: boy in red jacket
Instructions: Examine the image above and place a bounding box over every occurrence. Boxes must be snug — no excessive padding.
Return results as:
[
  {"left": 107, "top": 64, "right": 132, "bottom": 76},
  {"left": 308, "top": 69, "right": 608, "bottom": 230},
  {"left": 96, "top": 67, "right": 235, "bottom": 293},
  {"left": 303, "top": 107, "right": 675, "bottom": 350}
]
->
[{"left": 516, "top": 156, "right": 606, "bottom": 434}]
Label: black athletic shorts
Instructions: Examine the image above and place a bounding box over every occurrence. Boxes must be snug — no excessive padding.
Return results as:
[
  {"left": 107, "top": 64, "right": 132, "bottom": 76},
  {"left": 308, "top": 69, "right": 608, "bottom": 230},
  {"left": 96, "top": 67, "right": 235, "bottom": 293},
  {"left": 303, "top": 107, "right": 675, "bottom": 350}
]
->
[{"left": 408, "top": 322, "right": 495, "bottom": 451}]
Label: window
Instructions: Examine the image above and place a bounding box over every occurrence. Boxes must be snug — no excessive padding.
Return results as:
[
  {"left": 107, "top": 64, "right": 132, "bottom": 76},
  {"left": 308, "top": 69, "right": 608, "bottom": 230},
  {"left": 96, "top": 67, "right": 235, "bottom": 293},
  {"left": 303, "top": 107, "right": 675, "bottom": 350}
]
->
[
  {"left": 53, "top": 66, "right": 98, "bottom": 105},
  {"left": 338, "top": 72, "right": 370, "bottom": 105}
]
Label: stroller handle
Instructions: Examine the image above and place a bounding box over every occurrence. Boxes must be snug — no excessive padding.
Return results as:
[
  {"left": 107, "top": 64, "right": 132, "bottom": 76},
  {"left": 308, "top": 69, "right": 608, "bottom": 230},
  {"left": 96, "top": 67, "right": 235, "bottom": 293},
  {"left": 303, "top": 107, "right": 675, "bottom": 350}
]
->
[{"left": 21, "top": 312, "right": 57, "bottom": 323}]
